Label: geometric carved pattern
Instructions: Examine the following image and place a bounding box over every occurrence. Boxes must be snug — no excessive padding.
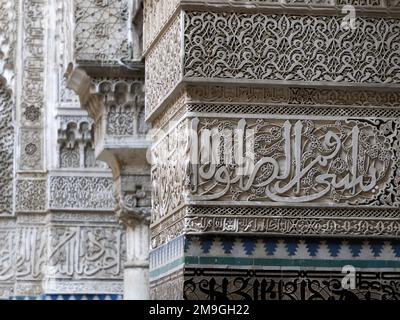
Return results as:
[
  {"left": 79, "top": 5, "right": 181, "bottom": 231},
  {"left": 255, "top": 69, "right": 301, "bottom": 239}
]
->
[
  {"left": 19, "top": 130, "right": 42, "bottom": 170},
  {"left": 74, "top": 0, "right": 131, "bottom": 63},
  {"left": 146, "top": 0, "right": 400, "bottom": 300},
  {"left": 15, "top": 180, "right": 47, "bottom": 212},
  {"left": 187, "top": 205, "right": 400, "bottom": 219},
  {"left": 188, "top": 103, "right": 400, "bottom": 119}
]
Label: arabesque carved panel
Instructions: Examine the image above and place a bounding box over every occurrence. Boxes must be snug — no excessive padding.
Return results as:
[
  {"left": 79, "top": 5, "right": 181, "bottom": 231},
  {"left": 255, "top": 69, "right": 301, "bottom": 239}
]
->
[
  {"left": 184, "top": 12, "right": 400, "bottom": 85},
  {"left": 0, "top": 84, "right": 13, "bottom": 215}
]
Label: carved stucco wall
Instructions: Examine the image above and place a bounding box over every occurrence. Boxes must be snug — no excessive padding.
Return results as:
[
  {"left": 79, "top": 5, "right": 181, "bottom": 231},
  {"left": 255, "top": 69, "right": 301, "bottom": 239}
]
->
[
  {"left": 145, "top": 0, "right": 400, "bottom": 300},
  {"left": 0, "top": 0, "right": 127, "bottom": 300}
]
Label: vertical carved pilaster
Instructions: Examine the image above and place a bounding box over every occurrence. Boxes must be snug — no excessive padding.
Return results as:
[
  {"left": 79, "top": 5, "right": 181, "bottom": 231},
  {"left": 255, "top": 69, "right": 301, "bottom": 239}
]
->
[{"left": 144, "top": 0, "right": 400, "bottom": 300}]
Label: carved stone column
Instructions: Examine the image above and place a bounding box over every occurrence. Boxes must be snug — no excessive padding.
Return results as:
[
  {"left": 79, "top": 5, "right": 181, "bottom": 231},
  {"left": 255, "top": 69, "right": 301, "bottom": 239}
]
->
[
  {"left": 66, "top": 0, "right": 151, "bottom": 300},
  {"left": 144, "top": 0, "right": 400, "bottom": 300}
]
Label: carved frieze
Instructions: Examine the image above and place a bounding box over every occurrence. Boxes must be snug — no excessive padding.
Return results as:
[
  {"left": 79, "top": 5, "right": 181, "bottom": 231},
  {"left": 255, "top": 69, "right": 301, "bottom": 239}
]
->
[
  {"left": 19, "top": 129, "right": 42, "bottom": 171},
  {"left": 0, "top": 218, "right": 125, "bottom": 297},
  {"left": 153, "top": 115, "right": 400, "bottom": 210},
  {"left": 150, "top": 93, "right": 400, "bottom": 244},
  {"left": 20, "top": 0, "right": 45, "bottom": 124},
  {"left": 186, "top": 86, "right": 400, "bottom": 108},
  {"left": 15, "top": 225, "right": 47, "bottom": 281}
]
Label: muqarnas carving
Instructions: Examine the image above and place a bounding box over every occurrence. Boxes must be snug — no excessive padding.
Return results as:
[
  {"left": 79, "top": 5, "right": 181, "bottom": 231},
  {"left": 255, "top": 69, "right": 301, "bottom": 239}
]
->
[
  {"left": 58, "top": 118, "right": 100, "bottom": 168},
  {"left": 99, "top": 81, "right": 148, "bottom": 136}
]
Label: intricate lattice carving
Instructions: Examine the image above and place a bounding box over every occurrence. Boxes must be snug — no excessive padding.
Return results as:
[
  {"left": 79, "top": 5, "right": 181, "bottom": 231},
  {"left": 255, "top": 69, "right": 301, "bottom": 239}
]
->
[
  {"left": 143, "top": 0, "right": 180, "bottom": 52},
  {"left": 188, "top": 116, "right": 400, "bottom": 207},
  {"left": 74, "top": 0, "right": 133, "bottom": 63},
  {"left": 145, "top": 15, "right": 182, "bottom": 117},
  {"left": 0, "top": 83, "right": 13, "bottom": 215},
  {"left": 184, "top": 12, "right": 400, "bottom": 85},
  {"left": 49, "top": 176, "right": 115, "bottom": 210}
]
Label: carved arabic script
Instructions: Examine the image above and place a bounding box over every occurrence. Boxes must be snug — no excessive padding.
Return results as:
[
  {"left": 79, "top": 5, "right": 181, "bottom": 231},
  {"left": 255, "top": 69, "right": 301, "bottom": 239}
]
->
[{"left": 188, "top": 117, "right": 399, "bottom": 206}]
